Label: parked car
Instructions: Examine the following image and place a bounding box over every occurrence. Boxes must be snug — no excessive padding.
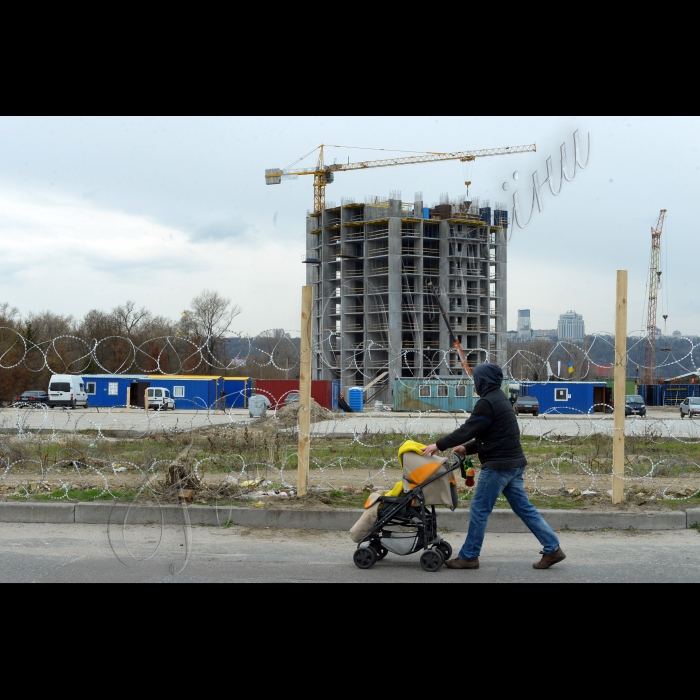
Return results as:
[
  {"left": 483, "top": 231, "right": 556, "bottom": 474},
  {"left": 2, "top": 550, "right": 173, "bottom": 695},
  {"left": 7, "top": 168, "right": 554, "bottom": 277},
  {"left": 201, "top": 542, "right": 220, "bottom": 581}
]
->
[
  {"left": 285, "top": 392, "right": 300, "bottom": 407},
  {"left": 625, "top": 395, "right": 647, "bottom": 417},
  {"left": 680, "top": 397, "right": 700, "bottom": 419},
  {"left": 514, "top": 396, "right": 539, "bottom": 416},
  {"left": 13, "top": 391, "right": 49, "bottom": 407},
  {"left": 47, "top": 375, "right": 89, "bottom": 409},
  {"left": 146, "top": 387, "right": 175, "bottom": 411}
]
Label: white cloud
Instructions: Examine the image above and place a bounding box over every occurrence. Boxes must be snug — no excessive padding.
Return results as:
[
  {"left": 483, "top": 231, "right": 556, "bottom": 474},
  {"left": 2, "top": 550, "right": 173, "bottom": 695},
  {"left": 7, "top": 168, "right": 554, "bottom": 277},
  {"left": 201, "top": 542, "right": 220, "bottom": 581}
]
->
[
  {"left": 0, "top": 189, "right": 305, "bottom": 333},
  {"left": 1, "top": 116, "right": 698, "bottom": 338}
]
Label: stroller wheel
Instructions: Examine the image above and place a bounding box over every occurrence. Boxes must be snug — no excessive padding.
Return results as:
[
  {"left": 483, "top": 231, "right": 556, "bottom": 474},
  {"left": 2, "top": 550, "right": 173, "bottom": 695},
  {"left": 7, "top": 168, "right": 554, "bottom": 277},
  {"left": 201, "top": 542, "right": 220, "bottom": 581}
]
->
[
  {"left": 420, "top": 548, "right": 444, "bottom": 573},
  {"left": 370, "top": 542, "right": 389, "bottom": 560},
  {"left": 354, "top": 546, "right": 377, "bottom": 570},
  {"left": 437, "top": 542, "right": 453, "bottom": 561}
]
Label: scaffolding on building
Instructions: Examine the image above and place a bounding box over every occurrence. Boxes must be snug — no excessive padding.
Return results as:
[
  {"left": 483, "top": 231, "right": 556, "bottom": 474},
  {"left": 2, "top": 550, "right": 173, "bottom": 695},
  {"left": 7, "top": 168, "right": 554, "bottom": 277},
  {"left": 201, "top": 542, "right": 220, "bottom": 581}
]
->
[{"left": 306, "top": 194, "right": 509, "bottom": 404}]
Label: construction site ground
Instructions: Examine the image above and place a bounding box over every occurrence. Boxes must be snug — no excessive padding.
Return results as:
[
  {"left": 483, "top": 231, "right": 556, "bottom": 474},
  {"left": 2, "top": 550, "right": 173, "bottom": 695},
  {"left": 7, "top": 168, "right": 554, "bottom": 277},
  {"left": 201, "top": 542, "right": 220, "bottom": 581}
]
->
[
  {"left": 2, "top": 407, "right": 699, "bottom": 514},
  {"left": 2, "top": 457, "right": 698, "bottom": 514}
]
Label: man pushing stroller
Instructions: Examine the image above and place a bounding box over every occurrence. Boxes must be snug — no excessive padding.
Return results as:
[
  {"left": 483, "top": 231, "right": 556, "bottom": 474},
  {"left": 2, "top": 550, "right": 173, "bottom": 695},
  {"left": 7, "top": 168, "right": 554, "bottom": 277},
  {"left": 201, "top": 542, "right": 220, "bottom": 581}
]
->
[{"left": 422, "top": 363, "right": 566, "bottom": 571}]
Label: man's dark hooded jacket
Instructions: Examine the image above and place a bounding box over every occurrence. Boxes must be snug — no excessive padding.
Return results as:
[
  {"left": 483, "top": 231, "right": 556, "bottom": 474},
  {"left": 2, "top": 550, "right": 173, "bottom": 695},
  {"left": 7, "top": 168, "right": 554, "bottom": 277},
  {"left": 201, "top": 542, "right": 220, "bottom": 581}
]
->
[{"left": 436, "top": 364, "right": 527, "bottom": 471}]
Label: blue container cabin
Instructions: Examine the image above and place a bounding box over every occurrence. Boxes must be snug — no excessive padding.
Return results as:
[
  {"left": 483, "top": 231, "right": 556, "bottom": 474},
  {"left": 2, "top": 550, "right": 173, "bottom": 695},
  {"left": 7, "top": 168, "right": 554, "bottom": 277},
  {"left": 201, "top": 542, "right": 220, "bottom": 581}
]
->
[
  {"left": 638, "top": 383, "right": 700, "bottom": 406},
  {"left": 82, "top": 375, "right": 148, "bottom": 407},
  {"left": 82, "top": 374, "right": 251, "bottom": 410},
  {"left": 522, "top": 382, "right": 608, "bottom": 414},
  {"left": 394, "top": 379, "right": 476, "bottom": 413},
  {"left": 145, "top": 376, "right": 220, "bottom": 410},
  {"left": 222, "top": 378, "right": 252, "bottom": 408},
  {"left": 148, "top": 376, "right": 251, "bottom": 410}
]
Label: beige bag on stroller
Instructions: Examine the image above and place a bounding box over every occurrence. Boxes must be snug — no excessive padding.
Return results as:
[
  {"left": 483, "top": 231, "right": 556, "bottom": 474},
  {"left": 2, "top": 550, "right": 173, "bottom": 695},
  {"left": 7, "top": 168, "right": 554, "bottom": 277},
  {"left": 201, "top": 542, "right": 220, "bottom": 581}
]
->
[{"left": 349, "top": 493, "right": 382, "bottom": 544}]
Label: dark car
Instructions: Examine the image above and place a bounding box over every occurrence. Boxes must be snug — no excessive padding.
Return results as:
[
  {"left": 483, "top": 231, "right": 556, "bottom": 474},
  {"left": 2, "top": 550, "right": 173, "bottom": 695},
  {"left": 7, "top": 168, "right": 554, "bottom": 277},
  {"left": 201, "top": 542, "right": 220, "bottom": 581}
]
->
[
  {"left": 13, "top": 391, "right": 49, "bottom": 407},
  {"left": 625, "top": 395, "right": 646, "bottom": 417},
  {"left": 514, "top": 396, "right": 539, "bottom": 417},
  {"left": 285, "top": 392, "right": 300, "bottom": 407}
]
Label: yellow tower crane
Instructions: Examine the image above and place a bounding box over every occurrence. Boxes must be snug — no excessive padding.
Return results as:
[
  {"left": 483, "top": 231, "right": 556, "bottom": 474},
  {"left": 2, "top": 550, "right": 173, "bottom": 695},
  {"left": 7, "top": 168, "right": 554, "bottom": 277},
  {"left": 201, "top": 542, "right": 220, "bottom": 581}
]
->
[{"left": 265, "top": 143, "right": 537, "bottom": 214}]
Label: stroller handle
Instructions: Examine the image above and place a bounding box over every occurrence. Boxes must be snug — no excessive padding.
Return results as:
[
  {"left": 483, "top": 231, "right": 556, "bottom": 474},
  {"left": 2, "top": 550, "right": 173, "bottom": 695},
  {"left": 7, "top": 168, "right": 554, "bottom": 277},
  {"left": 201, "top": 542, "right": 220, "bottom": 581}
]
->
[
  {"left": 447, "top": 453, "right": 469, "bottom": 482},
  {"left": 446, "top": 453, "right": 466, "bottom": 473}
]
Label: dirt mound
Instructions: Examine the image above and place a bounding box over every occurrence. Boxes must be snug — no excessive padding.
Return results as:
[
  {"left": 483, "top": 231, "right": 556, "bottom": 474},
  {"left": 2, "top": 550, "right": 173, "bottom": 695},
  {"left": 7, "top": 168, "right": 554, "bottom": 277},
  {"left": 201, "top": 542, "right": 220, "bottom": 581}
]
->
[{"left": 263, "top": 399, "right": 336, "bottom": 429}]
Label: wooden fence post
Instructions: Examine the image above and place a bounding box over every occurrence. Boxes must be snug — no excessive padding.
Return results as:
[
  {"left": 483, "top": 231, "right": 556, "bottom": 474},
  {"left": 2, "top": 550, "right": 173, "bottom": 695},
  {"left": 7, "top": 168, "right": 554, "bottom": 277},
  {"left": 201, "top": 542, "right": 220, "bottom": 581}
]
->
[
  {"left": 613, "top": 270, "right": 628, "bottom": 504},
  {"left": 298, "top": 286, "right": 312, "bottom": 497}
]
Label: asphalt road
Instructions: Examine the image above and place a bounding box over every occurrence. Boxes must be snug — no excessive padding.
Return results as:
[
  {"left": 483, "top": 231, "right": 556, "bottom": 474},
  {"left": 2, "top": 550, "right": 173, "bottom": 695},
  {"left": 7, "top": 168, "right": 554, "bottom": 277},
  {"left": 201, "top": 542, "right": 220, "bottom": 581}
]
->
[
  {"left": 0, "top": 406, "right": 238, "bottom": 435},
  {"left": 1, "top": 406, "right": 698, "bottom": 440},
  {"left": 2, "top": 523, "right": 699, "bottom": 583}
]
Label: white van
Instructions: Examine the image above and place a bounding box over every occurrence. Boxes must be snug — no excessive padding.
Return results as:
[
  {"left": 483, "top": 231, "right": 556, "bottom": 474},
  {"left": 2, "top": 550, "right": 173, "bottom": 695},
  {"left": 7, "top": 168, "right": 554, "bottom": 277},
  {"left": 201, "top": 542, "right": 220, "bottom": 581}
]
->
[
  {"left": 146, "top": 387, "right": 175, "bottom": 411},
  {"left": 48, "top": 375, "right": 89, "bottom": 409}
]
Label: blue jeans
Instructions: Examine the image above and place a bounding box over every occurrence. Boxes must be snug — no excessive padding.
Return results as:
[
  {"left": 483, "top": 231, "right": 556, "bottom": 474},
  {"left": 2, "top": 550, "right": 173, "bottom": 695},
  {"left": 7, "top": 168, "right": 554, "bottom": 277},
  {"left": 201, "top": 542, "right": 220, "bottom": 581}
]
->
[{"left": 458, "top": 466, "right": 560, "bottom": 561}]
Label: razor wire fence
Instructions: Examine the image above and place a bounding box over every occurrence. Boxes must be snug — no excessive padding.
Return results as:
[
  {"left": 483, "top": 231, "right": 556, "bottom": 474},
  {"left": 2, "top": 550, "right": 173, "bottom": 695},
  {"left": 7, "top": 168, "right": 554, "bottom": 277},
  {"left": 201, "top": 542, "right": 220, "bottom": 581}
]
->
[{"left": 1, "top": 328, "right": 700, "bottom": 505}]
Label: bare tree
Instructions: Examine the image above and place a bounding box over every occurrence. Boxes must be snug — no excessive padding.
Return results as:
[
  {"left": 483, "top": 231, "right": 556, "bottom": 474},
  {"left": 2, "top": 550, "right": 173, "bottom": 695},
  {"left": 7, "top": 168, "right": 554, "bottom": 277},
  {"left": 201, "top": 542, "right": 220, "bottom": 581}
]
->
[
  {"left": 111, "top": 301, "right": 151, "bottom": 338},
  {"left": 181, "top": 290, "right": 242, "bottom": 363},
  {"left": 507, "top": 338, "right": 556, "bottom": 382},
  {"left": 25, "top": 310, "right": 75, "bottom": 342},
  {"left": 248, "top": 333, "right": 300, "bottom": 379},
  {"left": 0, "top": 303, "right": 19, "bottom": 326},
  {"left": 77, "top": 309, "right": 132, "bottom": 373}
]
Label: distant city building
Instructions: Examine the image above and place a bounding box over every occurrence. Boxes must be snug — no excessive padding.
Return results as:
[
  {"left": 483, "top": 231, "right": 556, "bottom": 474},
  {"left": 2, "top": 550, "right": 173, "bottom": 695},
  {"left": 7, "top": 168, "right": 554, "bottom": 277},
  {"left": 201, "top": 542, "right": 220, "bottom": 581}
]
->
[
  {"left": 508, "top": 327, "right": 557, "bottom": 344},
  {"left": 558, "top": 310, "right": 585, "bottom": 342},
  {"left": 672, "top": 330, "right": 682, "bottom": 337},
  {"left": 517, "top": 309, "right": 533, "bottom": 342},
  {"left": 517, "top": 310, "right": 530, "bottom": 331}
]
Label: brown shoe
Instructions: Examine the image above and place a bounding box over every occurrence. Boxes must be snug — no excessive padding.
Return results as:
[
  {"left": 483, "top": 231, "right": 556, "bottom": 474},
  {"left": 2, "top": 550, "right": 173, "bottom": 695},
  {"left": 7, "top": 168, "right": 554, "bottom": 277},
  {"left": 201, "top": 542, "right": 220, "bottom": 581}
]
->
[
  {"left": 533, "top": 548, "right": 566, "bottom": 570},
  {"left": 445, "top": 557, "right": 479, "bottom": 570}
]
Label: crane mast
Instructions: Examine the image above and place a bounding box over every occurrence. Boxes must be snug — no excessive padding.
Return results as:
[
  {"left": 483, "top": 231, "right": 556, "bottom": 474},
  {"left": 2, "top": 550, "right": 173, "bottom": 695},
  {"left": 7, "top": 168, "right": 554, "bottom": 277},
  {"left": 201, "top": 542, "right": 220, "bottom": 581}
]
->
[{"left": 641, "top": 209, "right": 667, "bottom": 386}]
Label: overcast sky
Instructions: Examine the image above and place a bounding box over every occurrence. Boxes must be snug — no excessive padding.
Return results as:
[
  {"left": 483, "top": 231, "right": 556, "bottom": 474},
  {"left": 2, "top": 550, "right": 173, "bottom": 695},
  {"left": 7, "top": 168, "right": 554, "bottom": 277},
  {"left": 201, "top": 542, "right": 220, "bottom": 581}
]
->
[{"left": 0, "top": 116, "right": 697, "bottom": 337}]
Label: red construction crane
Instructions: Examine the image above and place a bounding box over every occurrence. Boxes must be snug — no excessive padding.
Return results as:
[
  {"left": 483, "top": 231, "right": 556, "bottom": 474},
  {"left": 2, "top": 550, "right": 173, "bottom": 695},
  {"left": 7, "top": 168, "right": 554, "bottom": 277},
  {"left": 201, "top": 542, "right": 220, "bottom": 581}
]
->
[
  {"left": 641, "top": 209, "right": 667, "bottom": 386},
  {"left": 428, "top": 282, "right": 473, "bottom": 377}
]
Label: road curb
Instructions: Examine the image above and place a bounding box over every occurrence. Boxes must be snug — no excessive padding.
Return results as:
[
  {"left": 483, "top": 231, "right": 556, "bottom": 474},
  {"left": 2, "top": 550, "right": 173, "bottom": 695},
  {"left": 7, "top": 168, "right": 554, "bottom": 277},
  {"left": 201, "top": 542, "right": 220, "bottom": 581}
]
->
[
  {"left": 0, "top": 502, "right": 76, "bottom": 524},
  {"left": 687, "top": 509, "right": 700, "bottom": 528},
  {"left": 0, "top": 501, "right": 698, "bottom": 531}
]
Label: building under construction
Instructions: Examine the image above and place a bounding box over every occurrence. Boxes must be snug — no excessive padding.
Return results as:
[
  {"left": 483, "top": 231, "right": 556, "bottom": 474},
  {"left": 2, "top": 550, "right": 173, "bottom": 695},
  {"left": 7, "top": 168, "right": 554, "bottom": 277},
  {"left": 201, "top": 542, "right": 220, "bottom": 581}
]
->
[{"left": 305, "top": 192, "right": 509, "bottom": 404}]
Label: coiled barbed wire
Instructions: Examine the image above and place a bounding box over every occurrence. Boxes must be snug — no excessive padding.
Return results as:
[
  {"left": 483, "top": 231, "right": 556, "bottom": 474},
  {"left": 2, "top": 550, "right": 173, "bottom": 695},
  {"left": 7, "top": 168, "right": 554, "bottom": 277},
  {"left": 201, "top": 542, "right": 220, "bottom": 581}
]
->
[{"left": 1, "top": 329, "right": 699, "bottom": 503}]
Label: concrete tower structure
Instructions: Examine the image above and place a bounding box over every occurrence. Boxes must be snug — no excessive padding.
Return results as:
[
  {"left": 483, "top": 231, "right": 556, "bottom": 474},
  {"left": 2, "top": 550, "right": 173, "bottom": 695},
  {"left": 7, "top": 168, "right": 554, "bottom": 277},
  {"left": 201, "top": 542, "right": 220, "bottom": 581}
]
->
[{"left": 304, "top": 194, "right": 509, "bottom": 404}]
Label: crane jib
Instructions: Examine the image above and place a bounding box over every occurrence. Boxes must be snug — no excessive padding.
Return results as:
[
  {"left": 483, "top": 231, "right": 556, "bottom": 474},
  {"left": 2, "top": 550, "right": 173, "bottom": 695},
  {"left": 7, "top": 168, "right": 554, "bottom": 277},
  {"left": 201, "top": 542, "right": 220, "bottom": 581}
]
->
[{"left": 266, "top": 144, "right": 536, "bottom": 179}]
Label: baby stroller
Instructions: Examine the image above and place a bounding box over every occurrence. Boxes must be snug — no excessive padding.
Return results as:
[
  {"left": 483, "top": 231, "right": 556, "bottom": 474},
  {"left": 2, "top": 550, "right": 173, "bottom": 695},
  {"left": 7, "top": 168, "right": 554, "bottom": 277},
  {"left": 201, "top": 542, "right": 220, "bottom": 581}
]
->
[{"left": 350, "top": 442, "right": 465, "bottom": 572}]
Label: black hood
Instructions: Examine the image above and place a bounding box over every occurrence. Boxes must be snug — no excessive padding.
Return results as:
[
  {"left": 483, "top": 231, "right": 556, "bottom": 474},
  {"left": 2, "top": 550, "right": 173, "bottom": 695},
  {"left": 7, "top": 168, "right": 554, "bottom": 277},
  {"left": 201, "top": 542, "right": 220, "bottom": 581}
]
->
[{"left": 473, "top": 363, "right": 503, "bottom": 396}]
